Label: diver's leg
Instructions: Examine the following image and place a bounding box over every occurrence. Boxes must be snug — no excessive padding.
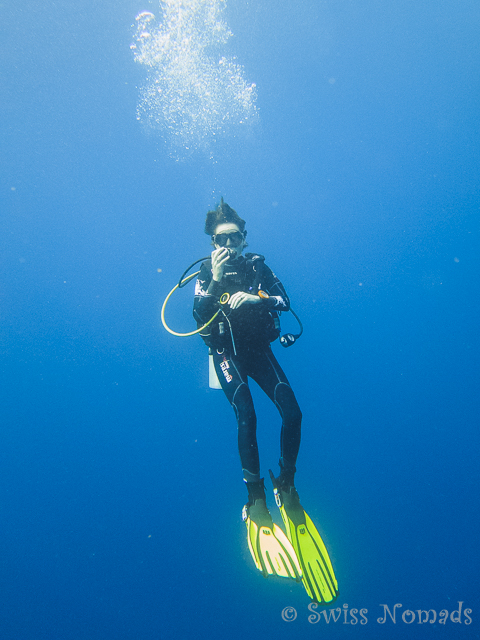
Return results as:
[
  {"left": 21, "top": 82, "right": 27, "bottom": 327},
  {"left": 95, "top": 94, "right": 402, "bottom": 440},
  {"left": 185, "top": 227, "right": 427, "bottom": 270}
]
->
[
  {"left": 249, "top": 347, "right": 302, "bottom": 488},
  {"left": 211, "top": 349, "right": 261, "bottom": 486}
]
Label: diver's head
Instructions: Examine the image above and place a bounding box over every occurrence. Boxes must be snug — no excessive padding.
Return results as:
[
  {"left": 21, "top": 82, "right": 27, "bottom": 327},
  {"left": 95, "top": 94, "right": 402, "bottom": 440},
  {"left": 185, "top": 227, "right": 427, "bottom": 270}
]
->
[
  {"left": 212, "top": 222, "right": 246, "bottom": 259},
  {"left": 205, "top": 198, "right": 247, "bottom": 259}
]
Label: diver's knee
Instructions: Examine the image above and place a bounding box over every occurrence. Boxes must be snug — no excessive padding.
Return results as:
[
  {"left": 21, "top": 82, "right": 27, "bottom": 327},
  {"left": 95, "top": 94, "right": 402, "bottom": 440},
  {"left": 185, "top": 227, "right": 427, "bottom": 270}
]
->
[
  {"left": 233, "top": 383, "right": 256, "bottom": 430},
  {"left": 275, "top": 382, "right": 302, "bottom": 423}
]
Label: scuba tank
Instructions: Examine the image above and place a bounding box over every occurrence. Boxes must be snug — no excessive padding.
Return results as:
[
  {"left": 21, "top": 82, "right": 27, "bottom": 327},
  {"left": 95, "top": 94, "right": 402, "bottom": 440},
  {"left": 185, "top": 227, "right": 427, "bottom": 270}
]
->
[{"left": 208, "top": 349, "right": 222, "bottom": 389}]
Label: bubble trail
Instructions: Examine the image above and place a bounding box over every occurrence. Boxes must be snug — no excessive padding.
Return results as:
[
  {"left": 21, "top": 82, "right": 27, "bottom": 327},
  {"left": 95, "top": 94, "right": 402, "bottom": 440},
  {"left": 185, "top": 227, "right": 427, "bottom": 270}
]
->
[{"left": 131, "top": 0, "right": 259, "bottom": 159}]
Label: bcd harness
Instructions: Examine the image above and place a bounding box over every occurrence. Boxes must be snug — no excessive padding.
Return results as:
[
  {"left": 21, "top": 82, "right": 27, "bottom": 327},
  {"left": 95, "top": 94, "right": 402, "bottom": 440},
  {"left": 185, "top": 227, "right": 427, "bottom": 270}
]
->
[{"left": 161, "top": 254, "right": 303, "bottom": 348}]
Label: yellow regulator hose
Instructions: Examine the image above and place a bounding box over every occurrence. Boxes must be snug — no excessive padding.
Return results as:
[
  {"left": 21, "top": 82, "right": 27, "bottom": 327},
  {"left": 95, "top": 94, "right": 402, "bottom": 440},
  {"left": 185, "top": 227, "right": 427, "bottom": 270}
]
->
[{"left": 161, "top": 271, "right": 222, "bottom": 337}]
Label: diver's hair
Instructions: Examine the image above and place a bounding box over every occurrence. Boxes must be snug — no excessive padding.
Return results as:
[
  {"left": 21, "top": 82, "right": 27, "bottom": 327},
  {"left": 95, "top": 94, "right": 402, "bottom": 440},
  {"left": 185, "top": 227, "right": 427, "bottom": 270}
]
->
[{"left": 204, "top": 198, "right": 246, "bottom": 236}]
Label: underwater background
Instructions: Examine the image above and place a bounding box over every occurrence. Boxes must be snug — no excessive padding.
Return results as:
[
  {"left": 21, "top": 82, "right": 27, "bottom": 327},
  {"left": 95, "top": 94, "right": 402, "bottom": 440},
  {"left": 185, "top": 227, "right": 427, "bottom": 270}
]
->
[{"left": 1, "top": 0, "right": 479, "bottom": 638}]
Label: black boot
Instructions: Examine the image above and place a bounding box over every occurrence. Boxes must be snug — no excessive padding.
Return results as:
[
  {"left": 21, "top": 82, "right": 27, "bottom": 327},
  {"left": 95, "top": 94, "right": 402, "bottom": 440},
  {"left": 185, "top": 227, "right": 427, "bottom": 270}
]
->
[{"left": 245, "top": 477, "right": 267, "bottom": 506}]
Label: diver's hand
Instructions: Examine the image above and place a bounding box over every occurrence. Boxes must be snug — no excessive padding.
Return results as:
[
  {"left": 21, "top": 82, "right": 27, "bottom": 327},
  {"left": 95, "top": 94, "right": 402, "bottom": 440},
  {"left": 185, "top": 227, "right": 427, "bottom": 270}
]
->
[
  {"left": 229, "top": 292, "right": 262, "bottom": 310},
  {"left": 211, "top": 248, "right": 230, "bottom": 282}
]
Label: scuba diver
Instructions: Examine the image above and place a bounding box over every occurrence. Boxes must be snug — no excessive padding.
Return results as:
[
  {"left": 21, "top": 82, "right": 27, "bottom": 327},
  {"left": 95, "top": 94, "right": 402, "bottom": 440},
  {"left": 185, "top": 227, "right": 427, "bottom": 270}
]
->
[{"left": 192, "top": 200, "right": 338, "bottom": 604}]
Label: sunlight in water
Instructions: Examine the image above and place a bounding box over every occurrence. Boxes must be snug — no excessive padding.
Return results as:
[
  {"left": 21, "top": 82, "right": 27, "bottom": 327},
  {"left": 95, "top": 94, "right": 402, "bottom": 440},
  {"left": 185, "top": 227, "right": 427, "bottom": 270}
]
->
[{"left": 131, "top": 0, "right": 258, "bottom": 160}]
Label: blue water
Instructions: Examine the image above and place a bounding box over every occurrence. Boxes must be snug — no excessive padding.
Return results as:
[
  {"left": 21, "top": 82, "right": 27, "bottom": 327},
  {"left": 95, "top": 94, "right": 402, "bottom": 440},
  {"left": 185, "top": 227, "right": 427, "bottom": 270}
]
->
[{"left": 1, "top": 0, "right": 479, "bottom": 638}]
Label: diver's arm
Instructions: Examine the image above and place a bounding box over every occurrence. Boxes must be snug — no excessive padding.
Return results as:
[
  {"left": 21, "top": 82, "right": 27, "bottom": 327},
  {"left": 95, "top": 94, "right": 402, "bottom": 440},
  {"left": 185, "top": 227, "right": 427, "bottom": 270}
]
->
[
  {"left": 193, "top": 263, "right": 220, "bottom": 323},
  {"left": 261, "top": 263, "right": 290, "bottom": 311}
]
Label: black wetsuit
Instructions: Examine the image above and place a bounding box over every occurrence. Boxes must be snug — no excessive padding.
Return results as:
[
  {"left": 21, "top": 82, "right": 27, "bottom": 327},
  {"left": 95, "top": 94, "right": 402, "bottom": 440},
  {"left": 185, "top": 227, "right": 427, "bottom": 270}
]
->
[{"left": 193, "top": 253, "right": 302, "bottom": 484}]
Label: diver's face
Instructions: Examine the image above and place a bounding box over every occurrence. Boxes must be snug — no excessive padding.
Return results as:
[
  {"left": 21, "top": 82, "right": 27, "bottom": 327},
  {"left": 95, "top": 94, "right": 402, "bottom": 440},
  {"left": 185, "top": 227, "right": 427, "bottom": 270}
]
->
[{"left": 213, "top": 222, "right": 245, "bottom": 259}]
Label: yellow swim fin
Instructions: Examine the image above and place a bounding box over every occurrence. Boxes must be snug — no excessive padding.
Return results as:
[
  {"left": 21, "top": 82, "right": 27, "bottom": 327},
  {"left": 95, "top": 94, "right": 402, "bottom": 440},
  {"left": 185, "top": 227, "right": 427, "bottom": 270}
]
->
[
  {"left": 242, "top": 498, "right": 302, "bottom": 580},
  {"left": 269, "top": 470, "right": 339, "bottom": 604}
]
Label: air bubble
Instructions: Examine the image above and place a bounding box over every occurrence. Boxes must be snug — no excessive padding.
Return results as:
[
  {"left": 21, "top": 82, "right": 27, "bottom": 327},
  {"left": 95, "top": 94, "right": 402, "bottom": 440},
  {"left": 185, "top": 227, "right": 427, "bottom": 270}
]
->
[{"left": 131, "top": 0, "right": 258, "bottom": 159}]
